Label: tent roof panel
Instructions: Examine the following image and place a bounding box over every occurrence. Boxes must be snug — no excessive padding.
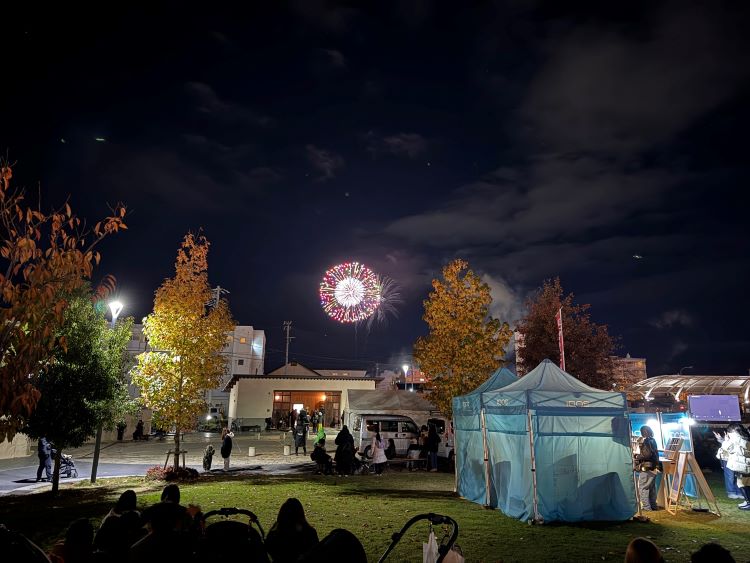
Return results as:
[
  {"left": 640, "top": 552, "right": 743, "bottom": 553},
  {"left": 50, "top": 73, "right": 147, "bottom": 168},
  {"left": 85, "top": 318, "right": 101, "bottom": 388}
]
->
[
  {"left": 346, "top": 389, "right": 437, "bottom": 413},
  {"left": 499, "top": 359, "right": 602, "bottom": 393},
  {"left": 471, "top": 367, "right": 518, "bottom": 395}
]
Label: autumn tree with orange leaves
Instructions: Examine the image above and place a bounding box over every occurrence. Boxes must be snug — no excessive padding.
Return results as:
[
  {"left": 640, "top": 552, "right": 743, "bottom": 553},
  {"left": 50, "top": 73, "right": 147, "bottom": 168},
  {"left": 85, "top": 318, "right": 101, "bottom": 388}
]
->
[
  {"left": 0, "top": 162, "right": 127, "bottom": 441},
  {"left": 131, "top": 233, "right": 234, "bottom": 470},
  {"left": 414, "top": 259, "right": 513, "bottom": 417}
]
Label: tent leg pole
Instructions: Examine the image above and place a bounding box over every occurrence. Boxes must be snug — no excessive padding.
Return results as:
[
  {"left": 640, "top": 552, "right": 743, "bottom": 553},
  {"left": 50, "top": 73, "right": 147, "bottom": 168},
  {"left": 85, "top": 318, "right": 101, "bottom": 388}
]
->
[
  {"left": 527, "top": 409, "right": 541, "bottom": 523},
  {"left": 481, "top": 408, "right": 490, "bottom": 507},
  {"left": 452, "top": 418, "right": 458, "bottom": 494}
]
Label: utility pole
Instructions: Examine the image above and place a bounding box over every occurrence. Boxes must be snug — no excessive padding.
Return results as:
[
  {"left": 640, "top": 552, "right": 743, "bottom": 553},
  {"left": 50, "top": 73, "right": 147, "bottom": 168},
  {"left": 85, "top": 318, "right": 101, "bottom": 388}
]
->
[
  {"left": 208, "top": 285, "right": 229, "bottom": 309},
  {"left": 283, "top": 321, "right": 294, "bottom": 376}
]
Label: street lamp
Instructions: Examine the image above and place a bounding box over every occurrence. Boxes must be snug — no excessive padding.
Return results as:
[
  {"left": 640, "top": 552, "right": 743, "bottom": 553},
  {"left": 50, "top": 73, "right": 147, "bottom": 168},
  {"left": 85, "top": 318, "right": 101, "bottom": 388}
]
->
[
  {"left": 108, "top": 300, "right": 124, "bottom": 329},
  {"left": 91, "top": 299, "right": 125, "bottom": 483},
  {"left": 403, "top": 364, "right": 414, "bottom": 392}
]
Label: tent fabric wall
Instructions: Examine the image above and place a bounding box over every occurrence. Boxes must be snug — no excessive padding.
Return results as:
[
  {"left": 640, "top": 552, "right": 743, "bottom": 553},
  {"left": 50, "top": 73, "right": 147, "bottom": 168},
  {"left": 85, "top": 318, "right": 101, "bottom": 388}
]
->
[
  {"left": 453, "top": 368, "right": 518, "bottom": 506},
  {"left": 456, "top": 360, "right": 637, "bottom": 523}
]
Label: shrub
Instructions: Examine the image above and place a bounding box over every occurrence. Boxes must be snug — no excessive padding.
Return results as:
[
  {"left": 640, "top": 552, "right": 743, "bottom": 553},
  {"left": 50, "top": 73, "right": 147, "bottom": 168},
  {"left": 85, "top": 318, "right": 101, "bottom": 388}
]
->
[
  {"left": 164, "top": 466, "right": 199, "bottom": 481},
  {"left": 144, "top": 465, "right": 199, "bottom": 482},
  {"left": 145, "top": 466, "right": 167, "bottom": 481}
]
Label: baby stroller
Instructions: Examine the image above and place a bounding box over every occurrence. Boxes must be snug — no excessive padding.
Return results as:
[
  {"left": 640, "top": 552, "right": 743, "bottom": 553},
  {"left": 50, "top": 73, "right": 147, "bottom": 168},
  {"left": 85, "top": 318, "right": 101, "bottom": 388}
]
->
[
  {"left": 352, "top": 452, "right": 370, "bottom": 475},
  {"left": 197, "top": 507, "right": 268, "bottom": 563},
  {"left": 59, "top": 453, "right": 78, "bottom": 478},
  {"left": 378, "top": 513, "right": 459, "bottom": 563}
]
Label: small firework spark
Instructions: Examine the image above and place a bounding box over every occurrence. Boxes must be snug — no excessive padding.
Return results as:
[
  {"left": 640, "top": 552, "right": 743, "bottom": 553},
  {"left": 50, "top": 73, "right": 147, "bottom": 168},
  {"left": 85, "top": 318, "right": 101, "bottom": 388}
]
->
[{"left": 365, "top": 275, "right": 403, "bottom": 331}]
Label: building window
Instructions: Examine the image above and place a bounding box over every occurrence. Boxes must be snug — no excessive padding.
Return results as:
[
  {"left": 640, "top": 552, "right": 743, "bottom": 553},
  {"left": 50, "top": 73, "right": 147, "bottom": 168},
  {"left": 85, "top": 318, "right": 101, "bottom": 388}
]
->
[
  {"left": 240, "top": 337, "right": 247, "bottom": 344},
  {"left": 237, "top": 359, "right": 244, "bottom": 366}
]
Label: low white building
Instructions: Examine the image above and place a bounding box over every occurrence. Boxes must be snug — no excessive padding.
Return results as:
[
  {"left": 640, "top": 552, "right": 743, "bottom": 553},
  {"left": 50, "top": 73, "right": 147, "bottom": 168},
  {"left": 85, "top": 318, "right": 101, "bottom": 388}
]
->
[
  {"left": 226, "top": 362, "right": 376, "bottom": 430},
  {"left": 123, "top": 323, "right": 266, "bottom": 435}
]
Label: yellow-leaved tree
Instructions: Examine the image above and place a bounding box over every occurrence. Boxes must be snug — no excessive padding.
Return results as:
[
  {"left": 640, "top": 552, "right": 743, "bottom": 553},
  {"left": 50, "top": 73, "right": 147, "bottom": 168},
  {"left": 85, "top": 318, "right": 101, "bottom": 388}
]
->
[
  {"left": 414, "top": 259, "right": 513, "bottom": 417},
  {"left": 131, "top": 233, "right": 234, "bottom": 469}
]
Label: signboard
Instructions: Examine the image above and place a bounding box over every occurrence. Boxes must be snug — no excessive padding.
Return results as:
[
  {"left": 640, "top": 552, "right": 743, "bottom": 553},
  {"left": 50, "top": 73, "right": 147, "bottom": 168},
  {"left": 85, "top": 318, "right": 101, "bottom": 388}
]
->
[
  {"left": 688, "top": 395, "right": 741, "bottom": 422},
  {"left": 669, "top": 451, "right": 688, "bottom": 506}
]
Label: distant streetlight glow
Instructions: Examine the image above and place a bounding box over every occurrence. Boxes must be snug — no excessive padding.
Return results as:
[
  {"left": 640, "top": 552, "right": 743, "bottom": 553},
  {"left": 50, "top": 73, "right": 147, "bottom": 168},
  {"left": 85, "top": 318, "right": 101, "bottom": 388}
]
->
[{"left": 403, "top": 363, "right": 413, "bottom": 392}]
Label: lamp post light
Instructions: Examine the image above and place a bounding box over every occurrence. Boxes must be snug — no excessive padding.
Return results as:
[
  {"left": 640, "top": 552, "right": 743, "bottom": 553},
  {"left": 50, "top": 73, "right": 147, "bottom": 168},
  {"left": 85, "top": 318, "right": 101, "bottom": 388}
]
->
[
  {"left": 108, "top": 300, "right": 124, "bottom": 329},
  {"left": 91, "top": 299, "right": 125, "bottom": 483},
  {"left": 403, "top": 364, "right": 414, "bottom": 392}
]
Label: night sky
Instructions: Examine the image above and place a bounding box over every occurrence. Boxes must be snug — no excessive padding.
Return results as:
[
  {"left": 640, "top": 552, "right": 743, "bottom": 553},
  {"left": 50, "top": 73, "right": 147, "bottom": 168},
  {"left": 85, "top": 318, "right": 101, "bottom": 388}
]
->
[{"left": 3, "top": 2, "right": 750, "bottom": 376}]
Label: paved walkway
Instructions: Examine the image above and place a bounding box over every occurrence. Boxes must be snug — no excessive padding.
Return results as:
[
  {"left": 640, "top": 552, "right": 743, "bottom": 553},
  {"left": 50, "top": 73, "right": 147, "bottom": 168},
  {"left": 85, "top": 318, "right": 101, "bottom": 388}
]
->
[{"left": 0, "top": 429, "right": 331, "bottom": 495}]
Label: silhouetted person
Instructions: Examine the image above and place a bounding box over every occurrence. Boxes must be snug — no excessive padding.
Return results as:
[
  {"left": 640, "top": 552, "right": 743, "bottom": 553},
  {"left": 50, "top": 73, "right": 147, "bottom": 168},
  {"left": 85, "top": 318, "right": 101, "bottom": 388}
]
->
[
  {"left": 625, "top": 537, "right": 664, "bottom": 563},
  {"left": 95, "top": 490, "right": 144, "bottom": 559},
  {"left": 426, "top": 424, "right": 441, "bottom": 471},
  {"left": 634, "top": 425, "right": 659, "bottom": 511},
  {"left": 298, "top": 528, "right": 366, "bottom": 563},
  {"left": 691, "top": 542, "right": 735, "bottom": 563},
  {"left": 132, "top": 420, "right": 144, "bottom": 441},
  {"left": 50, "top": 518, "right": 94, "bottom": 563},
  {"left": 311, "top": 440, "right": 333, "bottom": 475},
  {"left": 221, "top": 427, "right": 234, "bottom": 470},
  {"left": 265, "top": 498, "right": 319, "bottom": 563},
  {"left": 384, "top": 438, "right": 396, "bottom": 460},
  {"left": 36, "top": 437, "right": 53, "bottom": 482},
  {"left": 334, "top": 425, "right": 355, "bottom": 475},
  {"left": 294, "top": 419, "right": 308, "bottom": 455}
]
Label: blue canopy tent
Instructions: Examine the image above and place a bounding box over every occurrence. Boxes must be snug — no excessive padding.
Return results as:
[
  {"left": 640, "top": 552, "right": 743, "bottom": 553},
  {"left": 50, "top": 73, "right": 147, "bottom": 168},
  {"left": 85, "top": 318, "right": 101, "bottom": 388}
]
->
[
  {"left": 454, "top": 360, "right": 636, "bottom": 523},
  {"left": 453, "top": 367, "right": 518, "bottom": 507}
]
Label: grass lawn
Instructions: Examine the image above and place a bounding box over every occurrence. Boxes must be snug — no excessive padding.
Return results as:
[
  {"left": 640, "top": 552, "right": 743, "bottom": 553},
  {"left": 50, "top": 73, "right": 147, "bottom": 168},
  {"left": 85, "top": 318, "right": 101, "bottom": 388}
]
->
[{"left": 1, "top": 470, "right": 748, "bottom": 562}]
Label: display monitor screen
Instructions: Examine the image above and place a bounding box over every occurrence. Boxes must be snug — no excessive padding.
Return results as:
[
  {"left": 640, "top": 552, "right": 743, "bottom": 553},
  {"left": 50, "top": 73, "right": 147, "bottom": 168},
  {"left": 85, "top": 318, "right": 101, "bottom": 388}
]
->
[{"left": 688, "top": 395, "right": 741, "bottom": 422}]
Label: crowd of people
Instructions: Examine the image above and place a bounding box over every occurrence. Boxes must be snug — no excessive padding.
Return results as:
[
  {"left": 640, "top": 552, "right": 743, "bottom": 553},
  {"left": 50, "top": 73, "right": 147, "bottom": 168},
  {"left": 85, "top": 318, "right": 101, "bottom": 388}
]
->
[
  {"left": 7, "top": 488, "right": 742, "bottom": 563},
  {"left": 304, "top": 422, "right": 443, "bottom": 476},
  {"left": 624, "top": 536, "right": 738, "bottom": 563},
  {"left": 7, "top": 485, "right": 367, "bottom": 563},
  {"left": 633, "top": 422, "right": 750, "bottom": 513},
  {"left": 715, "top": 422, "right": 750, "bottom": 509}
]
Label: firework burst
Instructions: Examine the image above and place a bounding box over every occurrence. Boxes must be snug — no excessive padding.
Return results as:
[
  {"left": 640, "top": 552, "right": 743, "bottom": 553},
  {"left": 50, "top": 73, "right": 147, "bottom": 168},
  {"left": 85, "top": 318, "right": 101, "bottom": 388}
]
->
[{"left": 320, "top": 262, "right": 381, "bottom": 323}]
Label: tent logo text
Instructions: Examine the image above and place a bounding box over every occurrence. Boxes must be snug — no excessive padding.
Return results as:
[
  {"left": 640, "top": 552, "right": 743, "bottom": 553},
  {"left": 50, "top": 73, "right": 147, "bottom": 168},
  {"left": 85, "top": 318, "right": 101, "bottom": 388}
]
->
[{"left": 566, "top": 400, "right": 590, "bottom": 407}]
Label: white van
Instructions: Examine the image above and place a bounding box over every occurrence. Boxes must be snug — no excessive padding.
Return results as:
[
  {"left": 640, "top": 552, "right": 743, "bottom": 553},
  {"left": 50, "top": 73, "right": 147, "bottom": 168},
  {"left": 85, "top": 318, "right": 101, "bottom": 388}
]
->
[
  {"left": 351, "top": 413, "right": 454, "bottom": 463},
  {"left": 351, "top": 414, "right": 420, "bottom": 458}
]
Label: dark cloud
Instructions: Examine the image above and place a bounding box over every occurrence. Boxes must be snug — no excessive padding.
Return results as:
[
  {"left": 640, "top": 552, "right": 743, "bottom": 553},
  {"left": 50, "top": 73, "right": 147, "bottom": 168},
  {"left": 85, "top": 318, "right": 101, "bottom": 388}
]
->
[
  {"left": 323, "top": 48, "right": 347, "bottom": 69},
  {"left": 185, "top": 82, "right": 274, "bottom": 127},
  {"left": 290, "top": 0, "right": 358, "bottom": 33},
  {"left": 385, "top": 158, "right": 678, "bottom": 248},
  {"left": 306, "top": 144, "right": 345, "bottom": 181},
  {"left": 650, "top": 310, "right": 693, "bottom": 330},
  {"left": 523, "top": 6, "right": 750, "bottom": 154},
  {"left": 366, "top": 132, "right": 429, "bottom": 159}
]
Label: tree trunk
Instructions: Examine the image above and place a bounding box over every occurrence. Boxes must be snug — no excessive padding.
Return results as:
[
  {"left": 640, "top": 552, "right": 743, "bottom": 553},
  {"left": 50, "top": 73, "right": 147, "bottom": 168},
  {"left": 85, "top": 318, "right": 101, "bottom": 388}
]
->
[
  {"left": 174, "top": 428, "right": 180, "bottom": 471},
  {"left": 90, "top": 424, "right": 103, "bottom": 483},
  {"left": 51, "top": 450, "right": 62, "bottom": 495}
]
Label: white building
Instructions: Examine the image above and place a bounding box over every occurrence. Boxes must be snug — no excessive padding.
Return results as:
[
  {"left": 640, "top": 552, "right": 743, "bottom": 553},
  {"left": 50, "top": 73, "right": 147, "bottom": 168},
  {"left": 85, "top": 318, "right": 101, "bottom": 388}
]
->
[
  {"left": 125, "top": 323, "right": 266, "bottom": 432},
  {"left": 226, "top": 362, "right": 376, "bottom": 430}
]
